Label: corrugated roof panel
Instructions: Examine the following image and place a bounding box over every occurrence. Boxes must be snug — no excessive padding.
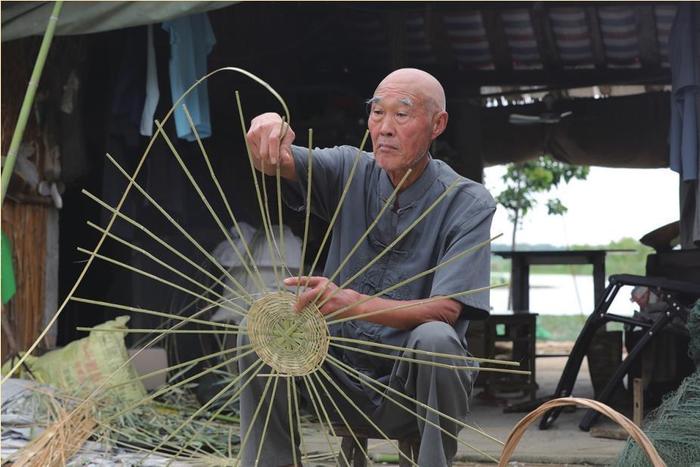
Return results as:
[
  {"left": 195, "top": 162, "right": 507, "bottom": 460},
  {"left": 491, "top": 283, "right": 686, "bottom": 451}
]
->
[
  {"left": 444, "top": 12, "right": 493, "bottom": 68},
  {"left": 599, "top": 6, "right": 640, "bottom": 66},
  {"left": 654, "top": 4, "right": 676, "bottom": 67},
  {"left": 404, "top": 15, "right": 436, "bottom": 65},
  {"left": 549, "top": 7, "right": 594, "bottom": 65},
  {"left": 501, "top": 9, "right": 542, "bottom": 69}
]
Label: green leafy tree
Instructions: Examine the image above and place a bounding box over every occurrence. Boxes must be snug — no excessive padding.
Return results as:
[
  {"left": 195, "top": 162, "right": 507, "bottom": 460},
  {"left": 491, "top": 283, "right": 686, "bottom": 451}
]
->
[{"left": 496, "top": 155, "right": 590, "bottom": 249}]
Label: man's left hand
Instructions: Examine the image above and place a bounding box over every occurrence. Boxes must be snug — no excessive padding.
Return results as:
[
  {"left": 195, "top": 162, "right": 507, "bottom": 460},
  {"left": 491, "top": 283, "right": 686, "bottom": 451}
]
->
[{"left": 283, "top": 276, "right": 362, "bottom": 317}]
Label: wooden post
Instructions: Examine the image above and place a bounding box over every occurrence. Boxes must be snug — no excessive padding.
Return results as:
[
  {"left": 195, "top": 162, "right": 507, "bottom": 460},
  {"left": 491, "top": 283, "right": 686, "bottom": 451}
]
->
[{"left": 633, "top": 377, "right": 644, "bottom": 427}]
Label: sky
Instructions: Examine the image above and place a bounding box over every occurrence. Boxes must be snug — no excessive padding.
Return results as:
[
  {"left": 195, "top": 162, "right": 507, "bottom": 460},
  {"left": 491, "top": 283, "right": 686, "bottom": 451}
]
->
[{"left": 483, "top": 166, "right": 680, "bottom": 247}]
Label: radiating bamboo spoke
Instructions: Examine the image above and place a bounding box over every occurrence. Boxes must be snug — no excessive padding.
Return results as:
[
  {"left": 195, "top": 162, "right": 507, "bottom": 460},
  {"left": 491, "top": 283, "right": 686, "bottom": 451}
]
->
[
  {"left": 325, "top": 358, "right": 499, "bottom": 462},
  {"left": 166, "top": 358, "right": 266, "bottom": 461},
  {"left": 291, "top": 375, "right": 307, "bottom": 462},
  {"left": 301, "top": 374, "right": 351, "bottom": 467},
  {"left": 311, "top": 371, "right": 372, "bottom": 465},
  {"left": 313, "top": 367, "right": 417, "bottom": 467},
  {"left": 233, "top": 366, "right": 276, "bottom": 467},
  {"left": 329, "top": 342, "right": 529, "bottom": 376},
  {"left": 260, "top": 157, "right": 285, "bottom": 290},
  {"left": 181, "top": 105, "right": 267, "bottom": 293},
  {"left": 328, "top": 354, "right": 502, "bottom": 446},
  {"left": 104, "top": 346, "right": 244, "bottom": 391},
  {"left": 310, "top": 168, "right": 412, "bottom": 306},
  {"left": 275, "top": 118, "right": 288, "bottom": 277},
  {"left": 104, "top": 152, "right": 254, "bottom": 304},
  {"left": 153, "top": 118, "right": 266, "bottom": 295},
  {"left": 235, "top": 91, "right": 285, "bottom": 292},
  {"left": 108, "top": 348, "right": 257, "bottom": 423},
  {"left": 330, "top": 334, "right": 518, "bottom": 367},
  {"left": 76, "top": 247, "right": 248, "bottom": 319},
  {"left": 85, "top": 221, "right": 248, "bottom": 314},
  {"left": 296, "top": 129, "right": 314, "bottom": 298},
  {"left": 325, "top": 178, "right": 461, "bottom": 306},
  {"left": 306, "top": 132, "right": 368, "bottom": 283},
  {"left": 77, "top": 326, "right": 241, "bottom": 336},
  {"left": 327, "top": 284, "right": 505, "bottom": 327},
  {"left": 70, "top": 296, "right": 240, "bottom": 332},
  {"left": 255, "top": 372, "right": 281, "bottom": 464},
  {"left": 323, "top": 235, "right": 501, "bottom": 320},
  {"left": 81, "top": 190, "right": 248, "bottom": 306},
  {"left": 286, "top": 377, "right": 298, "bottom": 467},
  {"left": 140, "top": 359, "right": 264, "bottom": 463}
]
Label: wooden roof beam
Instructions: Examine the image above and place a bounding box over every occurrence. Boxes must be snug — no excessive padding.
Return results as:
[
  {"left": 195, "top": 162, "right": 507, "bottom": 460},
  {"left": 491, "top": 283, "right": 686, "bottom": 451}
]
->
[
  {"left": 636, "top": 5, "right": 661, "bottom": 69},
  {"left": 481, "top": 8, "right": 513, "bottom": 71},
  {"left": 585, "top": 6, "right": 607, "bottom": 71},
  {"left": 529, "top": 4, "right": 562, "bottom": 72},
  {"left": 425, "top": 5, "right": 456, "bottom": 67}
]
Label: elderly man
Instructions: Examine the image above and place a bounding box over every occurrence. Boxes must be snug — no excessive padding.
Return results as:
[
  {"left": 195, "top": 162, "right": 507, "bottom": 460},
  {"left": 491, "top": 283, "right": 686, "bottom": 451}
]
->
[{"left": 238, "top": 68, "right": 495, "bottom": 466}]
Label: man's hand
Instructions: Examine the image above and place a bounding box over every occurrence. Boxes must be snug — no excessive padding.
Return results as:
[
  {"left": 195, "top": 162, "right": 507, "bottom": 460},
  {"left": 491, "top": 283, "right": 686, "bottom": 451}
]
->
[
  {"left": 285, "top": 276, "right": 463, "bottom": 330},
  {"left": 246, "top": 112, "right": 297, "bottom": 180},
  {"left": 283, "top": 276, "right": 361, "bottom": 317}
]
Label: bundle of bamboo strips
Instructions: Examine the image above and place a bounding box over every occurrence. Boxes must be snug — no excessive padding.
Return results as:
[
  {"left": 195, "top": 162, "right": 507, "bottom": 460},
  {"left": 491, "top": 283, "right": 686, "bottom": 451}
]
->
[{"left": 11, "top": 398, "right": 95, "bottom": 467}]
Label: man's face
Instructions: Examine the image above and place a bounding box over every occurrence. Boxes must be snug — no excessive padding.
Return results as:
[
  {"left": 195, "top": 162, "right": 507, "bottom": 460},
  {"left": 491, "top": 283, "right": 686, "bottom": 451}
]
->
[{"left": 367, "top": 87, "right": 437, "bottom": 175}]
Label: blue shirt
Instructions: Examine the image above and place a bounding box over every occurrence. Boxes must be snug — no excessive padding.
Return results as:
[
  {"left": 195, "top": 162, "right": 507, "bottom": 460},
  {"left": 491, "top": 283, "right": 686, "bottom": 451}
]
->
[{"left": 162, "top": 13, "right": 216, "bottom": 142}]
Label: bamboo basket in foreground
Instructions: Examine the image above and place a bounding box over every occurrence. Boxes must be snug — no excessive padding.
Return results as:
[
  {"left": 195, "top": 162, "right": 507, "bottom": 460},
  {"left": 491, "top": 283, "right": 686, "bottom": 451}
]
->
[{"left": 498, "top": 397, "right": 666, "bottom": 467}]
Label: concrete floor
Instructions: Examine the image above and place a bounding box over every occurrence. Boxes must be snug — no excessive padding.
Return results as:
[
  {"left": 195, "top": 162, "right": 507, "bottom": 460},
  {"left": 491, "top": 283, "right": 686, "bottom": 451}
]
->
[{"left": 300, "top": 351, "right": 630, "bottom": 466}]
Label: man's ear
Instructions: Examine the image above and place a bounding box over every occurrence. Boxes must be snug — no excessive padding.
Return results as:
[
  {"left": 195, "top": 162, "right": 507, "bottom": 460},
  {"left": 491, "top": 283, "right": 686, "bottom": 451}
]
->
[{"left": 432, "top": 111, "right": 448, "bottom": 139}]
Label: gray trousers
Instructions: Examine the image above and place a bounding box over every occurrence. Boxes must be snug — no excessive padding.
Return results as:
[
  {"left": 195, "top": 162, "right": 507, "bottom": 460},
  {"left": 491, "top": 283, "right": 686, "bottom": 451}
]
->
[{"left": 237, "top": 321, "right": 476, "bottom": 467}]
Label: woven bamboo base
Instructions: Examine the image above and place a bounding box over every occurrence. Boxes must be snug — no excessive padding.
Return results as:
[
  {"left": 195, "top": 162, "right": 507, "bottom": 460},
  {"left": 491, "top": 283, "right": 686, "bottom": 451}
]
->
[{"left": 247, "top": 291, "right": 329, "bottom": 376}]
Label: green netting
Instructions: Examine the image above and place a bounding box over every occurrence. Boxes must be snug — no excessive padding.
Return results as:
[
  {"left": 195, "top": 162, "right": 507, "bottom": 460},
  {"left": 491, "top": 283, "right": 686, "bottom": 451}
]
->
[{"left": 614, "top": 300, "right": 700, "bottom": 467}]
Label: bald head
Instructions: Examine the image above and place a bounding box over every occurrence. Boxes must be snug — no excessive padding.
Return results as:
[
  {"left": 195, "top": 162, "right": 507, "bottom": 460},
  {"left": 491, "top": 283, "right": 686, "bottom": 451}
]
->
[{"left": 374, "top": 68, "right": 446, "bottom": 113}]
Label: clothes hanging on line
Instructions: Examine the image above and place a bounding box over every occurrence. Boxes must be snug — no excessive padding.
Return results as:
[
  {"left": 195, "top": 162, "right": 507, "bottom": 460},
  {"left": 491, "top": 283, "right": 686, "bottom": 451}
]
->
[
  {"left": 140, "top": 24, "right": 160, "bottom": 137},
  {"left": 162, "top": 13, "right": 216, "bottom": 142}
]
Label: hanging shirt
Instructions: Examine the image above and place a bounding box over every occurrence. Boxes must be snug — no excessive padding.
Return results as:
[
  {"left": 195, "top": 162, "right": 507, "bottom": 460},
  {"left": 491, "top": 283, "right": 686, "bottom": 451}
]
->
[
  {"left": 140, "top": 24, "right": 160, "bottom": 137},
  {"left": 669, "top": 3, "right": 699, "bottom": 181},
  {"left": 162, "top": 13, "right": 216, "bottom": 142}
]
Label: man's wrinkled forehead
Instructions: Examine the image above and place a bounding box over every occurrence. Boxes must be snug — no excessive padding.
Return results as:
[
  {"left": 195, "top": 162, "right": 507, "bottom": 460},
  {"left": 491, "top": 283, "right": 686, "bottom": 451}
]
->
[{"left": 367, "top": 95, "right": 415, "bottom": 107}]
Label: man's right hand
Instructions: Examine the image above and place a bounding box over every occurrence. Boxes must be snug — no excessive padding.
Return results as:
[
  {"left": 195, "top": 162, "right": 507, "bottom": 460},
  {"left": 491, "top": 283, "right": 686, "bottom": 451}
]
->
[{"left": 245, "top": 112, "right": 298, "bottom": 180}]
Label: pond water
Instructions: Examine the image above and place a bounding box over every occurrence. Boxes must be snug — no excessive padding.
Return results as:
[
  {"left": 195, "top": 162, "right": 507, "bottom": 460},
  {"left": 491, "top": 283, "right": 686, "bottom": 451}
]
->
[{"left": 489, "top": 273, "right": 638, "bottom": 316}]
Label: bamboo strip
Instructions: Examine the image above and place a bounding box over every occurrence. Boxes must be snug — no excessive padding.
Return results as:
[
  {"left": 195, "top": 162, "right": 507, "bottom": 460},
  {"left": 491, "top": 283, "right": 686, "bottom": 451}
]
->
[
  {"left": 107, "top": 348, "right": 257, "bottom": 423},
  {"left": 313, "top": 368, "right": 417, "bottom": 467},
  {"left": 329, "top": 342, "right": 529, "bottom": 375},
  {"left": 322, "top": 360, "right": 499, "bottom": 463},
  {"left": 1, "top": 0, "right": 64, "bottom": 202},
  {"left": 81, "top": 189, "right": 246, "bottom": 304},
  {"left": 235, "top": 91, "right": 284, "bottom": 291},
  {"left": 310, "top": 168, "right": 412, "bottom": 305},
  {"left": 322, "top": 178, "right": 461, "bottom": 315},
  {"left": 255, "top": 374, "right": 281, "bottom": 464},
  {"left": 233, "top": 367, "right": 275, "bottom": 467},
  {"left": 328, "top": 354, "right": 503, "bottom": 445},
  {"left": 330, "top": 331, "right": 517, "bottom": 367},
  {"left": 70, "top": 296, "right": 240, "bottom": 331},
  {"left": 85, "top": 221, "right": 244, "bottom": 312},
  {"left": 76, "top": 247, "right": 247, "bottom": 318},
  {"left": 165, "top": 358, "right": 266, "bottom": 460},
  {"left": 324, "top": 234, "right": 499, "bottom": 320},
  {"left": 311, "top": 371, "right": 372, "bottom": 464},
  {"left": 296, "top": 129, "right": 314, "bottom": 298},
  {"left": 181, "top": 105, "right": 267, "bottom": 292},
  {"left": 302, "top": 374, "right": 351, "bottom": 466},
  {"left": 327, "top": 284, "right": 507, "bottom": 329},
  {"left": 153, "top": 118, "right": 266, "bottom": 295},
  {"left": 497, "top": 397, "right": 666, "bottom": 467},
  {"left": 104, "top": 153, "right": 254, "bottom": 304},
  {"left": 306, "top": 132, "right": 368, "bottom": 282},
  {"left": 3, "top": 65, "right": 289, "bottom": 386}
]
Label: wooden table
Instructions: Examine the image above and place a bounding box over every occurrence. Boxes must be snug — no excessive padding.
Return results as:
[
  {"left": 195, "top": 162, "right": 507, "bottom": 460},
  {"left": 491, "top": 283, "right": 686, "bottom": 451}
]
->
[{"left": 493, "top": 249, "right": 633, "bottom": 313}]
